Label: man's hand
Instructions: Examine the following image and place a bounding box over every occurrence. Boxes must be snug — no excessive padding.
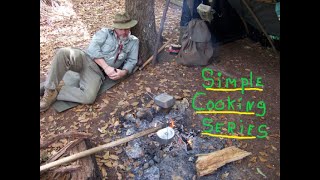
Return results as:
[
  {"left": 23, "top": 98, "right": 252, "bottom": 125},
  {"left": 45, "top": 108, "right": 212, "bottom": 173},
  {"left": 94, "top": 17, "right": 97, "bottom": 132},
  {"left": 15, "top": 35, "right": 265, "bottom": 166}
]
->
[
  {"left": 103, "top": 66, "right": 116, "bottom": 76},
  {"left": 94, "top": 58, "right": 115, "bottom": 76},
  {"left": 108, "top": 69, "right": 128, "bottom": 80}
]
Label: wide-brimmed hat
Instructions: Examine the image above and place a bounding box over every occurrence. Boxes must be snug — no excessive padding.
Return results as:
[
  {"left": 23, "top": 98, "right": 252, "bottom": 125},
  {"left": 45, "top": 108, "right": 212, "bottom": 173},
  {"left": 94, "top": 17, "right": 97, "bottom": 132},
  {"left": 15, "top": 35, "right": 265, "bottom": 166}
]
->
[{"left": 111, "top": 12, "right": 138, "bottom": 29}]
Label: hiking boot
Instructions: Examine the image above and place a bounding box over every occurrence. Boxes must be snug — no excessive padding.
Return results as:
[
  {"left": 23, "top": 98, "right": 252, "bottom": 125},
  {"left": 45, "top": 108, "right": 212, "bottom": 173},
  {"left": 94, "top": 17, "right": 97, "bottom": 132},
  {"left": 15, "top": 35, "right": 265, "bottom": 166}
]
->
[
  {"left": 41, "top": 80, "right": 64, "bottom": 96},
  {"left": 40, "top": 89, "right": 58, "bottom": 112}
]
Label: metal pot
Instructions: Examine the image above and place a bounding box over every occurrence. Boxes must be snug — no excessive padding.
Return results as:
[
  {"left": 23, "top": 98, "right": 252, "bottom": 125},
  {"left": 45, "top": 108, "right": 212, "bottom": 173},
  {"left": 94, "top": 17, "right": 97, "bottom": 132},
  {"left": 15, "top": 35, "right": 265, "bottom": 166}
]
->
[{"left": 156, "top": 127, "right": 175, "bottom": 145}]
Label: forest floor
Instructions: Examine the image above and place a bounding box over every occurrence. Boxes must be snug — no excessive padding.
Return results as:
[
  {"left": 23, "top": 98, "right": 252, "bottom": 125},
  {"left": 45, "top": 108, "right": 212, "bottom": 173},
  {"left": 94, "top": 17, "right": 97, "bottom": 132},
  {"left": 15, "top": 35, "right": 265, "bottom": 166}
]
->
[{"left": 40, "top": 0, "right": 280, "bottom": 179}]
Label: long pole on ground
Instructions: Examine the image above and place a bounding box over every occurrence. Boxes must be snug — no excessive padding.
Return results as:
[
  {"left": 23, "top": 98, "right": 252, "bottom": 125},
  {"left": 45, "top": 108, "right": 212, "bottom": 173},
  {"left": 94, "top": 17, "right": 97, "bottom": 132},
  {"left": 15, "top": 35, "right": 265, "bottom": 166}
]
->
[
  {"left": 152, "top": 0, "right": 171, "bottom": 65},
  {"left": 40, "top": 125, "right": 163, "bottom": 172}
]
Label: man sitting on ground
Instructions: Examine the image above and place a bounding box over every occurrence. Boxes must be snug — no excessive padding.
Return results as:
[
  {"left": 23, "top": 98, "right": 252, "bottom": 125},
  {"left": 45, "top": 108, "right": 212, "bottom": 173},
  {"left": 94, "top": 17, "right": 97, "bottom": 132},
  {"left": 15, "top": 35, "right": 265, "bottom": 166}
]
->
[{"left": 40, "top": 12, "right": 139, "bottom": 112}]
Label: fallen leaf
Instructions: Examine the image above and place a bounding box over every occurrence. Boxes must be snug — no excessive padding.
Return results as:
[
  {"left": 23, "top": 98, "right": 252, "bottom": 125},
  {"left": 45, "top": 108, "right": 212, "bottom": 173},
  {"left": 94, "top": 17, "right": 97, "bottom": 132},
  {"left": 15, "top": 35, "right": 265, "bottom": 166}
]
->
[
  {"left": 160, "top": 79, "right": 168, "bottom": 83},
  {"left": 269, "top": 134, "right": 280, "bottom": 138},
  {"left": 70, "top": 125, "right": 79, "bottom": 130},
  {"left": 104, "top": 161, "right": 113, "bottom": 168},
  {"left": 48, "top": 116, "right": 54, "bottom": 122},
  {"left": 59, "top": 139, "right": 67, "bottom": 144},
  {"left": 266, "top": 164, "right": 275, "bottom": 169},
  {"left": 221, "top": 172, "right": 229, "bottom": 179},
  {"left": 80, "top": 118, "right": 89, "bottom": 123},
  {"left": 259, "top": 156, "right": 268, "bottom": 162},
  {"left": 101, "top": 167, "right": 107, "bottom": 177},
  {"left": 271, "top": 145, "right": 277, "bottom": 151},
  {"left": 250, "top": 156, "right": 257, "bottom": 163},
  {"left": 107, "top": 94, "right": 115, "bottom": 98},
  {"left": 115, "top": 148, "right": 123, "bottom": 154},
  {"left": 118, "top": 164, "right": 125, "bottom": 170},
  {"left": 146, "top": 100, "right": 154, "bottom": 108},
  {"left": 110, "top": 154, "right": 119, "bottom": 160},
  {"left": 146, "top": 87, "right": 151, "bottom": 93},
  {"left": 266, "top": 136, "right": 270, "bottom": 140},
  {"left": 257, "top": 168, "right": 267, "bottom": 178},
  {"left": 242, "top": 143, "right": 248, "bottom": 148},
  {"left": 118, "top": 100, "right": 127, "bottom": 106},
  {"left": 103, "top": 138, "right": 111, "bottom": 143},
  {"left": 101, "top": 123, "right": 109, "bottom": 131},
  {"left": 112, "top": 160, "right": 119, "bottom": 167},
  {"left": 102, "top": 99, "right": 109, "bottom": 104},
  {"left": 174, "top": 95, "right": 182, "bottom": 100},
  {"left": 51, "top": 142, "right": 63, "bottom": 148},
  {"left": 133, "top": 161, "right": 140, "bottom": 167},
  {"left": 110, "top": 108, "right": 118, "bottom": 116},
  {"left": 117, "top": 172, "right": 122, "bottom": 180},
  {"left": 183, "top": 93, "right": 190, "bottom": 97},
  {"left": 103, "top": 151, "right": 110, "bottom": 159},
  {"left": 131, "top": 102, "right": 139, "bottom": 106},
  {"left": 259, "top": 152, "right": 268, "bottom": 156},
  {"left": 114, "top": 120, "right": 119, "bottom": 127}
]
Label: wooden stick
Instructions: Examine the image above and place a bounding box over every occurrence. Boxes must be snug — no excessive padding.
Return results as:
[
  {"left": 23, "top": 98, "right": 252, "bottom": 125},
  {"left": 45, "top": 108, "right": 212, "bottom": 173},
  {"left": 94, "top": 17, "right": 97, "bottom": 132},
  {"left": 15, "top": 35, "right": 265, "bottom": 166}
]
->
[
  {"left": 139, "top": 38, "right": 172, "bottom": 70},
  {"left": 196, "top": 146, "right": 251, "bottom": 177},
  {"left": 40, "top": 132, "right": 92, "bottom": 149},
  {"left": 241, "top": 0, "right": 278, "bottom": 54},
  {"left": 40, "top": 125, "right": 164, "bottom": 172},
  {"left": 152, "top": 0, "right": 171, "bottom": 65}
]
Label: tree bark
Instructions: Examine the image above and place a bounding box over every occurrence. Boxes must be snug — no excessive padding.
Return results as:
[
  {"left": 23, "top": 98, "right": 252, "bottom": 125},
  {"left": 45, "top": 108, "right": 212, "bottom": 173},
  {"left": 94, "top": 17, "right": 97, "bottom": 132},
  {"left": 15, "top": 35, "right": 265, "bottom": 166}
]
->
[
  {"left": 70, "top": 139, "right": 102, "bottom": 180},
  {"left": 126, "top": 0, "right": 157, "bottom": 66}
]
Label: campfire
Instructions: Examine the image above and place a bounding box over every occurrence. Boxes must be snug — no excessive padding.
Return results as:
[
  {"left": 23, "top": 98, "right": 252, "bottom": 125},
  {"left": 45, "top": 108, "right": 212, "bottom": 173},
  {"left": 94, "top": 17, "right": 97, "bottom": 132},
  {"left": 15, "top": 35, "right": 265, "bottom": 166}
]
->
[
  {"left": 40, "top": 94, "right": 249, "bottom": 179},
  {"left": 119, "top": 96, "right": 232, "bottom": 179}
]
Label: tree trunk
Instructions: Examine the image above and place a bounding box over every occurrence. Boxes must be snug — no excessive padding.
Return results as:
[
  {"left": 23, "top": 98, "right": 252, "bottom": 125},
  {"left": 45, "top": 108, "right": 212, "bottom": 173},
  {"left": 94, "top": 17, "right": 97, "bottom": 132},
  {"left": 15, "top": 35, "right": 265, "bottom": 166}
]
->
[{"left": 126, "top": 0, "right": 157, "bottom": 66}]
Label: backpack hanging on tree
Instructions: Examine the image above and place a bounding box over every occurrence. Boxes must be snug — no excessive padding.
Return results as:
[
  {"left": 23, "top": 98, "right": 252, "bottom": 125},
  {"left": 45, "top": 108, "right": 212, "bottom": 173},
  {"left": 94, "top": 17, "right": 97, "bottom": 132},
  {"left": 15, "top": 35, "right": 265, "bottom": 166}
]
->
[{"left": 176, "top": 18, "right": 214, "bottom": 66}]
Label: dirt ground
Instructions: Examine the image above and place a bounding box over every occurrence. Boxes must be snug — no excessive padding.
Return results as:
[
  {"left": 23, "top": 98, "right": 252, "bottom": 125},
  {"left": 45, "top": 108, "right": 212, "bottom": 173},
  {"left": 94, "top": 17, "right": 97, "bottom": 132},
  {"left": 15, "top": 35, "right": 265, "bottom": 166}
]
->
[{"left": 40, "top": 0, "right": 280, "bottom": 179}]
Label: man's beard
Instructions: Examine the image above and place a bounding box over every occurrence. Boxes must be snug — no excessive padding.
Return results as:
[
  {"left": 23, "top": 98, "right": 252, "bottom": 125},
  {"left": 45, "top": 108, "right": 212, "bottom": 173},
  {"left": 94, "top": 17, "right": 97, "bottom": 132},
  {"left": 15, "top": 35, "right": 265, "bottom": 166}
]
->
[
  {"left": 118, "top": 31, "right": 130, "bottom": 42},
  {"left": 118, "top": 35, "right": 129, "bottom": 42}
]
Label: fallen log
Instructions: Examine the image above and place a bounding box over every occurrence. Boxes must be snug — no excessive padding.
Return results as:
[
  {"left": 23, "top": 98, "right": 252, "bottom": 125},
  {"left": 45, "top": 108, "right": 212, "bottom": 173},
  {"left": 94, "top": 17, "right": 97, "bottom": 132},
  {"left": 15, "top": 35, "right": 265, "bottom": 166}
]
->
[
  {"left": 195, "top": 146, "right": 251, "bottom": 177},
  {"left": 42, "top": 139, "right": 102, "bottom": 180},
  {"left": 52, "top": 165, "right": 81, "bottom": 174},
  {"left": 40, "top": 125, "right": 164, "bottom": 172},
  {"left": 69, "top": 139, "right": 102, "bottom": 180}
]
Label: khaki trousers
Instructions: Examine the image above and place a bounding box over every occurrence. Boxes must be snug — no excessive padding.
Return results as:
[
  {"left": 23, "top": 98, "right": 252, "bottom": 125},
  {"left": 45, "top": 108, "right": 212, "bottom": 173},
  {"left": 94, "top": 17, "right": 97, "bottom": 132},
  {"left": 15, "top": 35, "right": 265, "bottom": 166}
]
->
[{"left": 44, "top": 47, "right": 104, "bottom": 104}]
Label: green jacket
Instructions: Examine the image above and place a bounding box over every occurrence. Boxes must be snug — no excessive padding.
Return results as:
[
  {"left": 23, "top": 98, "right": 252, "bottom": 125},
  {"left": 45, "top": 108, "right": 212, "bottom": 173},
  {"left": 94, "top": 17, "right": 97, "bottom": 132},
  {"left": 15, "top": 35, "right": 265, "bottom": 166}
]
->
[{"left": 85, "top": 28, "right": 139, "bottom": 74}]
